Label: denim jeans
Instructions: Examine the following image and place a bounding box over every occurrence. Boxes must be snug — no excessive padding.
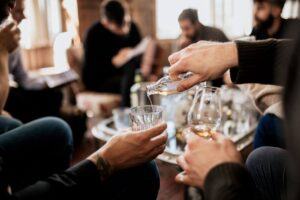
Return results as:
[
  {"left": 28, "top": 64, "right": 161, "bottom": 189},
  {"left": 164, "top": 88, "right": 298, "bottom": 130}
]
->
[
  {"left": 0, "top": 117, "right": 73, "bottom": 191},
  {"left": 0, "top": 116, "right": 160, "bottom": 199},
  {"left": 254, "top": 114, "right": 285, "bottom": 149}
]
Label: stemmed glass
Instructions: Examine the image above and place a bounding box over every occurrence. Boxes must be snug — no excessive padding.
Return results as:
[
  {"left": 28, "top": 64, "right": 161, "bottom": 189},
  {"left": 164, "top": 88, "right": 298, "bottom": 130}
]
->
[{"left": 186, "top": 86, "right": 222, "bottom": 139}]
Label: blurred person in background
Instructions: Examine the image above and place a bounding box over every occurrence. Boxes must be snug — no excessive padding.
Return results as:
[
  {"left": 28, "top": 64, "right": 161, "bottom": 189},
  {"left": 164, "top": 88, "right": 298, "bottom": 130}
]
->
[
  {"left": 251, "top": 0, "right": 300, "bottom": 40},
  {"left": 238, "top": 0, "right": 300, "bottom": 149},
  {"left": 4, "top": 0, "right": 63, "bottom": 122},
  {"left": 177, "top": 8, "right": 229, "bottom": 50},
  {"left": 83, "top": 0, "right": 142, "bottom": 107}
]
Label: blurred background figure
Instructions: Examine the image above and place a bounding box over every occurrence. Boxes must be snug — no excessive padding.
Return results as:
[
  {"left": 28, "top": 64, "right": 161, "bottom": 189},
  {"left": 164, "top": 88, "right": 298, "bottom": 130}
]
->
[
  {"left": 82, "top": 0, "right": 141, "bottom": 107},
  {"left": 177, "top": 8, "right": 229, "bottom": 50},
  {"left": 4, "top": 0, "right": 63, "bottom": 122},
  {"left": 251, "top": 0, "right": 300, "bottom": 40}
]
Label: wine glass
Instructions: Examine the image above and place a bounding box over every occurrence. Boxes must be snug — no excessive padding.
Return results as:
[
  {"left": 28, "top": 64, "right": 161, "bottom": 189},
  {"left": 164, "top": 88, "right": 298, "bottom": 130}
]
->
[{"left": 187, "top": 86, "right": 222, "bottom": 139}]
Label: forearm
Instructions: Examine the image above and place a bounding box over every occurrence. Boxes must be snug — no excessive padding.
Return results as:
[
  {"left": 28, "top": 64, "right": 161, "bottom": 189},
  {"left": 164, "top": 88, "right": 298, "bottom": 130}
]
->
[
  {"left": 10, "top": 160, "right": 101, "bottom": 199},
  {"left": 204, "top": 163, "right": 258, "bottom": 200},
  {"left": 230, "top": 39, "right": 292, "bottom": 85},
  {"left": 0, "top": 51, "right": 9, "bottom": 114}
]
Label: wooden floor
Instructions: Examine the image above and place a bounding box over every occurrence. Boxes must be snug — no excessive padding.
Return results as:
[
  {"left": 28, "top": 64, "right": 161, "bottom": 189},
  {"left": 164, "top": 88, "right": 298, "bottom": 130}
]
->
[{"left": 71, "top": 128, "right": 185, "bottom": 200}]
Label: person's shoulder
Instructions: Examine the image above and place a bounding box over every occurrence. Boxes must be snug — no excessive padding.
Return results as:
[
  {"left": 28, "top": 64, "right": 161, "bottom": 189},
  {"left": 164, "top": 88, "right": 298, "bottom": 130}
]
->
[
  {"left": 130, "top": 21, "right": 139, "bottom": 32},
  {"left": 204, "top": 25, "right": 225, "bottom": 34},
  {"left": 87, "top": 22, "right": 105, "bottom": 35},
  {"left": 285, "top": 18, "right": 300, "bottom": 26},
  {"left": 203, "top": 25, "right": 228, "bottom": 41}
]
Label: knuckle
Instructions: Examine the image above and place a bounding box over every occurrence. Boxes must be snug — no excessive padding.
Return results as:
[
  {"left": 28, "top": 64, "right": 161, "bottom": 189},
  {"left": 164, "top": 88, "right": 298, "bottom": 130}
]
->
[{"left": 185, "top": 153, "right": 193, "bottom": 164}]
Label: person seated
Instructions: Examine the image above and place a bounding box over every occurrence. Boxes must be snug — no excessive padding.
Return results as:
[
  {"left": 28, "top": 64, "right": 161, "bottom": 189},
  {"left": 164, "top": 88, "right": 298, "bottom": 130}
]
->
[
  {"left": 176, "top": 8, "right": 229, "bottom": 50},
  {"left": 167, "top": 24, "right": 300, "bottom": 199},
  {"left": 235, "top": 0, "right": 299, "bottom": 149},
  {"left": 251, "top": 0, "right": 300, "bottom": 40},
  {"left": 177, "top": 8, "right": 229, "bottom": 86},
  {"left": 0, "top": 2, "right": 166, "bottom": 199},
  {"left": 82, "top": 0, "right": 142, "bottom": 107},
  {"left": 239, "top": 84, "right": 285, "bottom": 148},
  {"left": 0, "top": 116, "right": 166, "bottom": 199},
  {"left": 4, "top": 0, "right": 63, "bottom": 122}
]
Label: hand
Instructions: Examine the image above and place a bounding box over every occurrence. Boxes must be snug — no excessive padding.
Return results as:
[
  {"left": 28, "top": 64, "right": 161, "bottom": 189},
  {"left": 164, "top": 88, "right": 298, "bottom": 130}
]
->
[
  {"left": 0, "top": 23, "right": 20, "bottom": 53},
  {"left": 1, "top": 110, "right": 12, "bottom": 118},
  {"left": 141, "top": 63, "right": 152, "bottom": 77},
  {"left": 112, "top": 48, "right": 133, "bottom": 67},
  {"left": 178, "top": 35, "right": 192, "bottom": 49},
  {"left": 88, "top": 123, "right": 167, "bottom": 172},
  {"left": 168, "top": 41, "right": 238, "bottom": 92},
  {"left": 175, "top": 131, "right": 242, "bottom": 188}
]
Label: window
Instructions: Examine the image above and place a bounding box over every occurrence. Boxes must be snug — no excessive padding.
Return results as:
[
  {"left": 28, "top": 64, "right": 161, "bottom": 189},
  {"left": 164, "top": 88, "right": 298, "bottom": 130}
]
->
[
  {"left": 156, "top": 0, "right": 299, "bottom": 40},
  {"left": 19, "top": 0, "right": 62, "bottom": 48}
]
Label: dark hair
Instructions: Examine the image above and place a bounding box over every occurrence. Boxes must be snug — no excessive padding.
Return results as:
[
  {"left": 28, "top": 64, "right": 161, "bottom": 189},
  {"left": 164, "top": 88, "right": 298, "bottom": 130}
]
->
[
  {"left": 101, "top": 0, "right": 125, "bottom": 27},
  {"left": 178, "top": 9, "right": 199, "bottom": 24},
  {"left": 254, "top": 0, "right": 286, "bottom": 9}
]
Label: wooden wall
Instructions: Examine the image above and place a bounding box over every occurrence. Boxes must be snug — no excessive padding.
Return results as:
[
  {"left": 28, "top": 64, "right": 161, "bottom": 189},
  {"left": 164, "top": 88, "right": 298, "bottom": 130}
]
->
[{"left": 21, "top": 46, "right": 53, "bottom": 70}]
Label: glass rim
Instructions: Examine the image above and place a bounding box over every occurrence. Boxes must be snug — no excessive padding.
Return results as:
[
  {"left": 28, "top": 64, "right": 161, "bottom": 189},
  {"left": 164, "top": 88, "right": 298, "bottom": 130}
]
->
[{"left": 130, "top": 105, "right": 164, "bottom": 113}]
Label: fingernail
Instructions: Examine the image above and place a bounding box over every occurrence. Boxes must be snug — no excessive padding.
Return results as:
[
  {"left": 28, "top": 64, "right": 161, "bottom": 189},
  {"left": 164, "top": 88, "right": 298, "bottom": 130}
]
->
[{"left": 177, "top": 174, "right": 184, "bottom": 182}]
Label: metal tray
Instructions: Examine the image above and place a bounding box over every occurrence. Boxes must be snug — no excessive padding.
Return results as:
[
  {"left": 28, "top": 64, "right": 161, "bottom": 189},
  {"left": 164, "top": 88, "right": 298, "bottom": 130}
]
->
[{"left": 92, "top": 118, "right": 255, "bottom": 165}]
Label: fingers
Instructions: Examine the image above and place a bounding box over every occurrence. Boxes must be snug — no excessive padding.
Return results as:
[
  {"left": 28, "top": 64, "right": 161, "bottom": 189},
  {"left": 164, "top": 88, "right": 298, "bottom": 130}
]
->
[
  {"left": 210, "top": 132, "right": 225, "bottom": 142},
  {"left": 175, "top": 172, "right": 194, "bottom": 186},
  {"left": 177, "top": 156, "right": 188, "bottom": 171},
  {"left": 149, "top": 132, "right": 168, "bottom": 149},
  {"left": 168, "top": 59, "right": 189, "bottom": 80},
  {"left": 177, "top": 74, "right": 204, "bottom": 92},
  {"left": 148, "top": 144, "right": 166, "bottom": 159},
  {"left": 168, "top": 51, "right": 181, "bottom": 65},
  {"left": 184, "top": 129, "right": 199, "bottom": 143},
  {"left": 137, "top": 123, "right": 167, "bottom": 140}
]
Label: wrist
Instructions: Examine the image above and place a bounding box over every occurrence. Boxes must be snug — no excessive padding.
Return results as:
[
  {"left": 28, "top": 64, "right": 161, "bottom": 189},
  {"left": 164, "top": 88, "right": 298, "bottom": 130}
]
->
[
  {"left": 87, "top": 149, "right": 113, "bottom": 181},
  {"left": 223, "top": 42, "right": 238, "bottom": 69}
]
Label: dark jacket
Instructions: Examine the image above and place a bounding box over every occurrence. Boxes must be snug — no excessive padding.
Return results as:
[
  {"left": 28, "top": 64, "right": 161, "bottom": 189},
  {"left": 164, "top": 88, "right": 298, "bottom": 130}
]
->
[{"left": 0, "top": 159, "right": 101, "bottom": 199}]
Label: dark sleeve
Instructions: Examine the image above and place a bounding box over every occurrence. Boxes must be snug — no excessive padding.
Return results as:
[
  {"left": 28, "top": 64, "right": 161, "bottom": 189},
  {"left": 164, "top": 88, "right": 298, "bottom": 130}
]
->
[
  {"left": 3, "top": 160, "right": 101, "bottom": 200},
  {"left": 204, "top": 163, "right": 258, "bottom": 200},
  {"left": 130, "top": 22, "right": 142, "bottom": 47},
  {"left": 230, "top": 39, "right": 292, "bottom": 85},
  {"left": 217, "top": 29, "right": 229, "bottom": 42}
]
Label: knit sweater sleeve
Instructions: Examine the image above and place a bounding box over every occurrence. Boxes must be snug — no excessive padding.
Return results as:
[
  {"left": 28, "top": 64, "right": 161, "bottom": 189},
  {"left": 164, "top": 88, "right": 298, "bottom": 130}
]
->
[{"left": 230, "top": 39, "right": 292, "bottom": 85}]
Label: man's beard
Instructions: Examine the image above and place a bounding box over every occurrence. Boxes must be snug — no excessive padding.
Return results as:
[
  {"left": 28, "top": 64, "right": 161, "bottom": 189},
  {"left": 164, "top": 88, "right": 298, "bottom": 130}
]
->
[{"left": 255, "top": 14, "right": 275, "bottom": 31}]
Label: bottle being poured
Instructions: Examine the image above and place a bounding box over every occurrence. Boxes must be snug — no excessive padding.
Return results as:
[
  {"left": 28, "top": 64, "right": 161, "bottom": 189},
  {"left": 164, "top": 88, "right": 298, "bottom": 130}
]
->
[{"left": 147, "top": 72, "right": 206, "bottom": 96}]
